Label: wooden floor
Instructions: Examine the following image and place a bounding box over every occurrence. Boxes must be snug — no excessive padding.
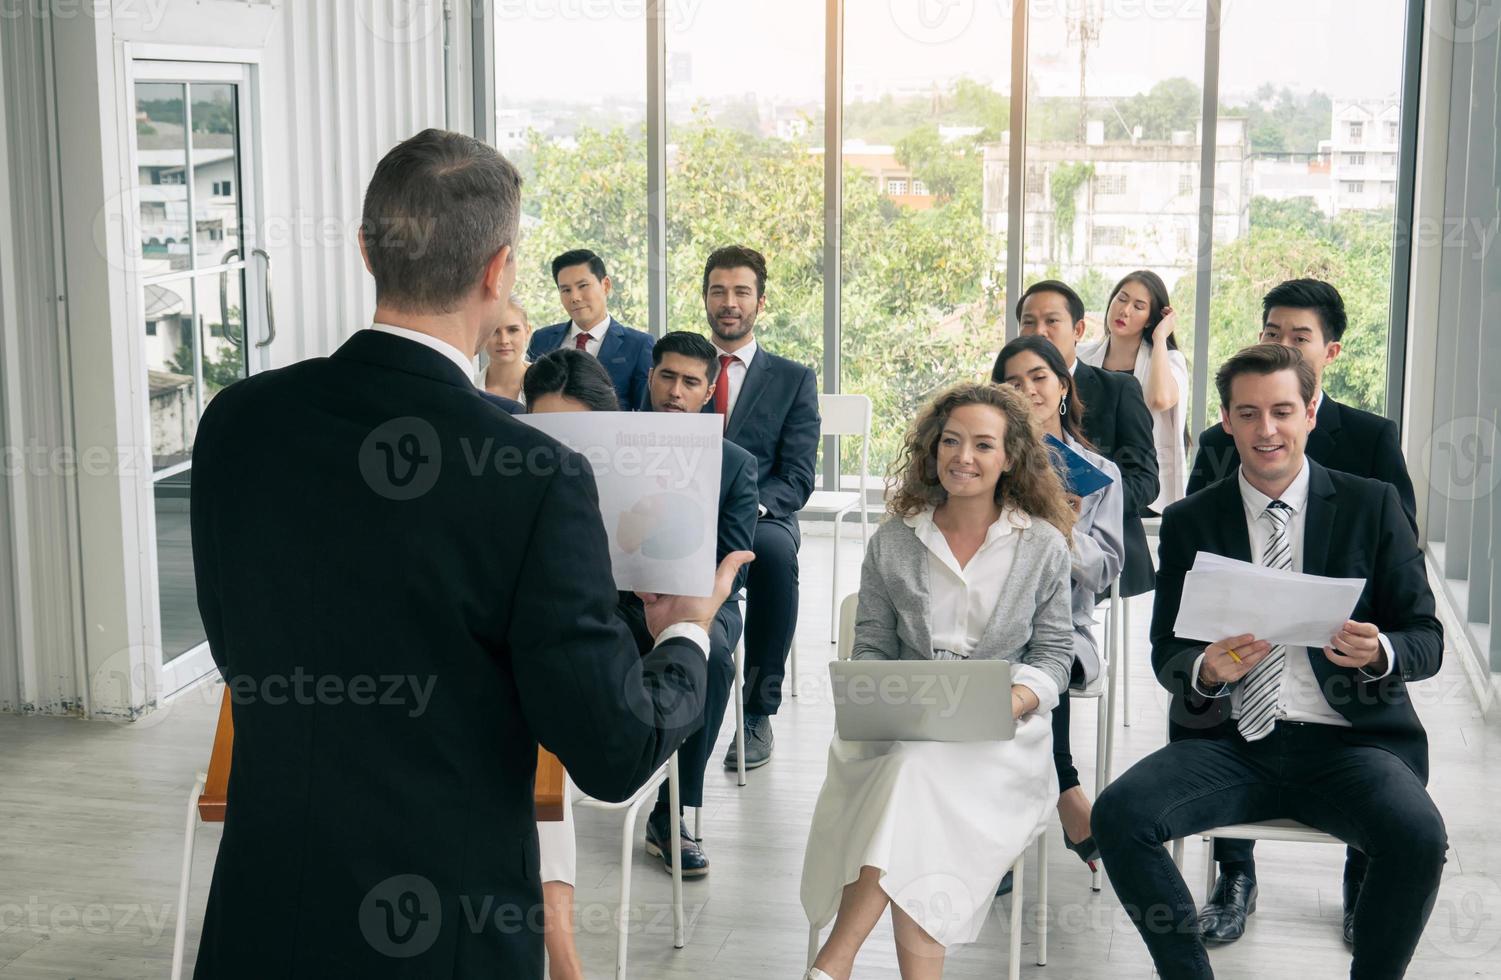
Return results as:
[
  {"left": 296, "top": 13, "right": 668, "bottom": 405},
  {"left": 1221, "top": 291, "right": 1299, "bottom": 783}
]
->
[{"left": 2, "top": 527, "right": 1499, "bottom": 979}]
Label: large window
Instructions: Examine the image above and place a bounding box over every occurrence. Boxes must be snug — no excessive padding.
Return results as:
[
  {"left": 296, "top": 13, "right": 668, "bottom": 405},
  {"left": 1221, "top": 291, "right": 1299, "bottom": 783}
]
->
[
  {"left": 842, "top": 3, "right": 1011, "bottom": 476},
  {"left": 495, "top": 7, "right": 648, "bottom": 333},
  {"left": 1203, "top": 0, "right": 1408, "bottom": 420},
  {"left": 489, "top": 0, "right": 1418, "bottom": 477}
]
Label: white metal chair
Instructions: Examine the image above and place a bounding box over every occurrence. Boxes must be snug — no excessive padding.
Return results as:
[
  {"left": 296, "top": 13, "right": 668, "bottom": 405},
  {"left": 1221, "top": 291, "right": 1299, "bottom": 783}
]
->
[
  {"left": 1171, "top": 817, "right": 1344, "bottom": 899},
  {"left": 170, "top": 772, "right": 210, "bottom": 980},
  {"left": 576, "top": 755, "right": 687, "bottom": 980},
  {"left": 799, "top": 394, "right": 872, "bottom": 645},
  {"left": 695, "top": 600, "right": 748, "bottom": 840},
  {"left": 807, "top": 594, "right": 1039, "bottom": 978}
]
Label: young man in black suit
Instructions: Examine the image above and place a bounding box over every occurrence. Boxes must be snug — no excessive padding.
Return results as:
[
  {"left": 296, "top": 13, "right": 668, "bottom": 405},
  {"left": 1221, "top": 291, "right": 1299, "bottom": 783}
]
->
[
  {"left": 526, "top": 248, "right": 655, "bottom": 410},
  {"left": 700, "top": 245, "right": 821, "bottom": 771},
  {"left": 1187, "top": 279, "right": 1419, "bottom": 945},
  {"left": 996, "top": 279, "right": 1160, "bottom": 597},
  {"left": 1092, "top": 344, "right": 1446, "bottom": 980},
  {"left": 188, "top": 129, "right": 749, "bottom": 978},
  {"left": 638, "top": 331, "right": 759, "bottom": 875}
]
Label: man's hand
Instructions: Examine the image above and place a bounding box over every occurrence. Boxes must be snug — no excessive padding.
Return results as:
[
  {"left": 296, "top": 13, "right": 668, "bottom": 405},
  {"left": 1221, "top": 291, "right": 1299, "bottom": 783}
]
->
[
  {"left": 1198, "top": 633, "right": 1274, "bottom": 688},
  {"left": 637, "top": 551, "right": 755, "bottom": 638},
  {"left": 1324, "top": 620, "right": 1384, "bottom": 672}
]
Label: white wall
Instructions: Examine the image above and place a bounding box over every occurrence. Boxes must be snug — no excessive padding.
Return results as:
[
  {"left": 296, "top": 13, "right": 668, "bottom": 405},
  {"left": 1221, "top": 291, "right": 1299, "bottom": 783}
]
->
[{"left": 1, "top": 0, "right": 462, "bottom": 718}]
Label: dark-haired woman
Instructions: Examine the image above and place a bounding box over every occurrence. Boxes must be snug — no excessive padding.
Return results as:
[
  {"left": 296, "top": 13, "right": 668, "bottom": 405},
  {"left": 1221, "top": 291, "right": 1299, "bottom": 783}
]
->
[
  {"left": 800, "top": 382, "right": 1074, "bottom": 980},
  {"left": 1078, "top": 270, "right": 1188, "bottom": 513},
  {"left": 998, "top": 335, "right": 1124, "bottom": 877}
]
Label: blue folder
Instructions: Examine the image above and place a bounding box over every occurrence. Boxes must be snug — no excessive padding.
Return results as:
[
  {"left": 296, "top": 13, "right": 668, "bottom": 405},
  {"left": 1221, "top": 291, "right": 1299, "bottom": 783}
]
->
[{"left": 1044, "top": 433, "right": 1114, "bottom": 498}]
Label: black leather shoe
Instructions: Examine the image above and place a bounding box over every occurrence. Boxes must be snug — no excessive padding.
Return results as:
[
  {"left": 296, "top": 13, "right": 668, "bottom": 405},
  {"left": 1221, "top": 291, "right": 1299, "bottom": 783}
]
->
[
  {"left": 1197, "top": 871, "right": 1258, "bottom": 945},
  {"left": 644, "top": 812, "right": 708, "bottom": 878},
  {"left": 722, "top": 714, "right": 773, "bottom": 770},
  {"left": 1342, "top": 875, "right": 1361, "bottom": 948},
  {"left": 995, "top": 871, "right": 1014, "bottom": 897}
]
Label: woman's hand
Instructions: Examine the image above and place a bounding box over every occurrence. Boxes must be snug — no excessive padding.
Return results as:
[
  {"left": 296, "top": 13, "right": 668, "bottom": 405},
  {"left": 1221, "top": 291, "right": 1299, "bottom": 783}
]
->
[
  {"left": 1010, "top": 684, "right": 1039, "bottom": 721},
  {"left": 1153, "top": 306, "right": 1179, "bottom": 345}
]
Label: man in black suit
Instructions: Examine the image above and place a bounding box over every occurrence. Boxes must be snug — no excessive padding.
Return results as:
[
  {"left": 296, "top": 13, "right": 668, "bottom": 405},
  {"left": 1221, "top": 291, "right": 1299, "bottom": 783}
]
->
[
  {"left": 996, "top": 279, "right": 1160, "bottom": 596},
  {"left": 636, "top": 331, "right": 759, "bottom": 874},
  {"left": 1092, "top": 344, "right": 1446, "bottom": 980},
  {"left": 1187, "top": 279, "right": 1419, "bottom": 945},
  {"left": 189, "top": 129, "right": 748, "bottom": 978},
  {"left": 698, "top": 245, "right": 821, "bottom": 771},
  {"left": 525, "top": 249, "right": 655, "bottom": 410}
]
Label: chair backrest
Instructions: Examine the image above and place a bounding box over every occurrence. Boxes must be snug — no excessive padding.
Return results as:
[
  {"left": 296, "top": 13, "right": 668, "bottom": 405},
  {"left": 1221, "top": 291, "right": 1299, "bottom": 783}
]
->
[
  {"left": 837, "top": 593, "right": 859, "bottom": 660},
  {"left": 818, "top": 394, "right": 871, "bottom": 439}
]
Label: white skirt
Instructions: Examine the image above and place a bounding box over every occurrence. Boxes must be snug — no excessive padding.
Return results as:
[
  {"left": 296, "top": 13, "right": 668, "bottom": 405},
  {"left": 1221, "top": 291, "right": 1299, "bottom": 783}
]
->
[
  {"left": 537, "top": 774, "right": 583, "bottom": 886},
  {"left": 799, "top": 711, "right": 1058, "bottom": 948}
]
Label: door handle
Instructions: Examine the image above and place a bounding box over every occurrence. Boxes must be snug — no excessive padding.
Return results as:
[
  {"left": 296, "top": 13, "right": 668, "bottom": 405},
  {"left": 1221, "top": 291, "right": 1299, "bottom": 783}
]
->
[
  {"left": 218, "top": 248, "right": 242, "bottom": 348},
  {"left": 252, "top": 248, "right": 276, "bottom": 349}
]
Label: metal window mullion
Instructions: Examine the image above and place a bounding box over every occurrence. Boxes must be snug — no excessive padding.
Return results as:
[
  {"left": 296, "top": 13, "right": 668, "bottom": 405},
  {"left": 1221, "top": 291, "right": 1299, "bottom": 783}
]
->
[
  {"left": 1189, "top": 0, "right": 1223, "bottom": 439},
  {"left": 1384, "top": 0, "right": 1427, "bottom": 425},
  {"left": 823, "top": 0, "right": 843, "bottom": 490},
  {"left": 647, "top": 0, "right": 667, "bottom": 337},
  {"left": 470, "top": 0, "right": 495, "bottom": 144},
  {"left": 182, "top": 85, "right": 205, "bottom": 419},
  {"left": 1005, "top": 0, "right": 1027, "bottom": 340}
]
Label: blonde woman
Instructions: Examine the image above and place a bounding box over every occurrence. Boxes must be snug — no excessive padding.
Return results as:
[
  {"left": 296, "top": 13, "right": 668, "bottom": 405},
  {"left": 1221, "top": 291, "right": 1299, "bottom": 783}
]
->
[
  {"left": 479, "top": 296, "right": 532, "bottom": 405},
  {"left": 800, "top": 382, "right": 1075, "bottom": 980}
]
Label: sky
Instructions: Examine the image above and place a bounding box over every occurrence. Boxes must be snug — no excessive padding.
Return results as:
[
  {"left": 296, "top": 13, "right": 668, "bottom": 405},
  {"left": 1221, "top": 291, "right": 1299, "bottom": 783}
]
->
[{"left": 495, "top": 0, "right": 1408, "bottom": 108}]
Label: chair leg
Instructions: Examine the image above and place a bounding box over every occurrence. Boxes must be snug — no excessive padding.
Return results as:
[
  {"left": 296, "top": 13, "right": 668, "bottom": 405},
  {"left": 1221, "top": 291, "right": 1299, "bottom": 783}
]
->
[
  {"left": 1093, "top": 690, "right": 1108, "bottom": 894},
  {"left": 734, "top": 635, "right": 747, "bottom": 788},
  {"left": 170, "top": 773, "right": 207, "bottom": 980},
  {"left": 829, "top": 512, "right": 840, "bottom": 644},
  {"left": 617, "top": 783, "right": 657, "bottom": 980},
  {"left": 1203, "top": 836, "right": 1217, "bottom": 901},
  {"left": 668, "top": 757, "right": 684, "bottom": 949},
  {"left": 806, "top": 924, "right": 821, "bottom": 970},
  {"left": 1122, "top": 597, "right": 1132, "bottom": 727},
  {"left": 1008, "top": 852, "right": 1024, "bottom": 980},
  {"left": 693, "top": 805, "right": 703, "bottom": 843},
  {"left": 1037, "top": 833, "right": 1048, "bottom": 966}
]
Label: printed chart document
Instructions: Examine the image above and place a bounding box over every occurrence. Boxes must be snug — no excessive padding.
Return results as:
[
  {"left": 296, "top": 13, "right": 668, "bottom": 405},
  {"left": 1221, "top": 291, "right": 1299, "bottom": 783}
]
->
[
  {"left": 521, "top": 411, "right": 722, "bottom": 597},
  {"left": 1172, "top": 551, "right": 1367, "bottom": 649}
]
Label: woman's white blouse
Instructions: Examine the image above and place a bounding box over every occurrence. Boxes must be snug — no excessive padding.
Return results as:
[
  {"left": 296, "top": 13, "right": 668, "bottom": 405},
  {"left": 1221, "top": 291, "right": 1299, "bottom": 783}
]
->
[{"left": 909, "top": 506, "right": 1027, "bottom": 659}]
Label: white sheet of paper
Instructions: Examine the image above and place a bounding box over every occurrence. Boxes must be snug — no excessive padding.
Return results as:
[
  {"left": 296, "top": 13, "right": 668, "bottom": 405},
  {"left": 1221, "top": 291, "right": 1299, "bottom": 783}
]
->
[
  {"left": 519, "top": 412, "right": 722, "bottom": 597},
  {"left": 1173, "top": 551, "right": 1367, "bottom": 649}
]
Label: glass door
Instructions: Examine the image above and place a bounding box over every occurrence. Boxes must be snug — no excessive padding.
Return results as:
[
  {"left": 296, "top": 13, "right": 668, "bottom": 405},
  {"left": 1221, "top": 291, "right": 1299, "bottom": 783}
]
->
[{"left": 128, "top": 60, "right": 265, "bottom": 695}]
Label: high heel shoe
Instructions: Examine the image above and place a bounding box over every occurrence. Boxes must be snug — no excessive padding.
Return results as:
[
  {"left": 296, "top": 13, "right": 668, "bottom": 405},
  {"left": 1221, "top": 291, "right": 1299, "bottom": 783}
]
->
[{"left": 1062, "top": 824, "right": 1101, "bottom": 871}]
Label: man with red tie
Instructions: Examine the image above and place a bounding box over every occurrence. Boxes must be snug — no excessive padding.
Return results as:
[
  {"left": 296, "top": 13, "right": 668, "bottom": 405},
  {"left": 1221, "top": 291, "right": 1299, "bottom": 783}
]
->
[{"left": 699, "top": 245, "right": 821, "bottom": 770}]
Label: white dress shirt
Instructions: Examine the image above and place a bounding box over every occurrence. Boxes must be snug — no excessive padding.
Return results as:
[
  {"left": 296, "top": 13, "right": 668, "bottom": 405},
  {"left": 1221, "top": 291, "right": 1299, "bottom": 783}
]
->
[
  {"left": 370, "top": 323, "right": 475, "bottom": 380},
  {"left": 712, "top": 338, "right": 758, "bottom": 420},
  {"left": 1192, "top": 460, "right": 1396, "bottom": 727},
  {"left": 368, "top": 327, "right": 709, "bottom": 657},
  {"left": 563, "top": 315, "right": 612, "bottom": 357},
  {"left": 908, "top": 505, "right": 1059, "bottom": 712}
]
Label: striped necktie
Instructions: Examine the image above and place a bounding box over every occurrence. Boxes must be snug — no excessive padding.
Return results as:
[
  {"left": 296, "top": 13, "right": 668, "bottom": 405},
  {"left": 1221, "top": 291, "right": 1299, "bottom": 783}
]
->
[{"left": 1236, "top": 499, "right": 1293, "bottom": 741}]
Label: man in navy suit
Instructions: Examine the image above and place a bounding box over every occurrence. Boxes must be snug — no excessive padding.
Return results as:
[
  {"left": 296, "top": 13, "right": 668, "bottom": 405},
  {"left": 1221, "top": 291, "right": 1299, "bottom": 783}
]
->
[
  {"left": 1186, "top": 279, "right": 1420, "bottom": 946},
  {"left": 1093, "top": 343, "right": 1445, "bottom": 980},
  {"left": 629, "top": 331, "right": 759, "bottom": 876},
  {"left": 526, "top": 248, "right": 654, "bottom": 410},
  {"left": 697, "top": 245, "right": 820, "bottom": 770}
]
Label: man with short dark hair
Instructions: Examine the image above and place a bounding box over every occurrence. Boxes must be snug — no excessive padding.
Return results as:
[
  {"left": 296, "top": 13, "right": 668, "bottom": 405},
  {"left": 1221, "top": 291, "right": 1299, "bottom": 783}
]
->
[
  {"left": 1093, "top": 343, "right": 1446, "bottom": 980},
  {"left": 699, "top": 245, "right": 821, "bottom": 771},
  {"left": 189, "top": 129, "right": 747, "bottom": 977},
  {"left": 1185, "top": 277, "right": 1420, "bottom": 946},
  {"left": 998, "top": 279, "right": 1160, "bottom": 597},
  {"left": 526, "top": 248, "right": 654, "bottom": 410},
  {"left": 626, "top": 330, "right": 759, "bottom": 875}
]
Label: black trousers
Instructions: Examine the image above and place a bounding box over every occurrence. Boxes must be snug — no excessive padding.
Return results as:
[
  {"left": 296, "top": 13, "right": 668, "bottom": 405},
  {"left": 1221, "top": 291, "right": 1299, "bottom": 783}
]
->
[
  {"left": 742, "top": 516, "right": 800, "bottom": 716},
  {"left": 655, "top": 601, "right": 741, "bottom": 810},
  {"left": 1052, "top": 659, "right": 1087, "bottom": 794},
  {"left": 1092, "top": 723, "right": 1445, "bottom": 980}
]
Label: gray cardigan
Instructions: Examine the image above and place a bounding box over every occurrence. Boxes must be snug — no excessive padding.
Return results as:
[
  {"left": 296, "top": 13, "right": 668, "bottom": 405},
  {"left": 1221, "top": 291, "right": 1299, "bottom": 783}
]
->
[{"left": 851, "top": 510, "right": 1075, "bottom": 702}]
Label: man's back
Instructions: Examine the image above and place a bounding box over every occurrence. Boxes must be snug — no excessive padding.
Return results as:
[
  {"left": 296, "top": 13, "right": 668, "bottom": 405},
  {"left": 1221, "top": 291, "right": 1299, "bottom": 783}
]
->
[{"left": 190, "top": 329, "right": 706, "bottom": 977}]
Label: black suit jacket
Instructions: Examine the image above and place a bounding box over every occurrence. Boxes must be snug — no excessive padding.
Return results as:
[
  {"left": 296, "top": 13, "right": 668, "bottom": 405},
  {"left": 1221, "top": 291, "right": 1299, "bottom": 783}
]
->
[
  {"left": 189, "top": 329, "right": 707, "bottom": 978},
  {"left": 1071, "top": 361, "right": 1160, "bottom": 596},
  {"left": 701, "top": 346, "right": 820, "bottom": 529},
  {"left": 1151, "top": 460, "right": 1443, "bottom": 781},
  {"left": 477, "top": 389, "right": 524, "bottom": 414},
  {"left": 1187, "top": 393, "right": 1418, "bottom": 535}
]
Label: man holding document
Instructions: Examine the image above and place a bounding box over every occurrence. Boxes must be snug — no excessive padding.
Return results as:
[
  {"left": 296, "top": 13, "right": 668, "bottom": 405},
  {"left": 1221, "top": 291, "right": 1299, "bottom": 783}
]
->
[{"left": 1092, "top": 344, "right": 1446, "bottom": 980}]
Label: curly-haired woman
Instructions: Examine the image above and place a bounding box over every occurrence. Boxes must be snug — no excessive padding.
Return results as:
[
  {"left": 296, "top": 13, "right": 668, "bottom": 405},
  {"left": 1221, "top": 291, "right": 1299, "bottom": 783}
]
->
[{"left": 800, "top": 381, "right": 1076, "bottom": 980}]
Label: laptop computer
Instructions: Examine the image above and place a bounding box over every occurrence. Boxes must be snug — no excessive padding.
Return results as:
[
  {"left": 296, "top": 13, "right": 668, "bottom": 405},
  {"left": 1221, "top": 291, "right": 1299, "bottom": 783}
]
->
[{"left": 829, "top": 659, "right": 1016, "bottom": 742}]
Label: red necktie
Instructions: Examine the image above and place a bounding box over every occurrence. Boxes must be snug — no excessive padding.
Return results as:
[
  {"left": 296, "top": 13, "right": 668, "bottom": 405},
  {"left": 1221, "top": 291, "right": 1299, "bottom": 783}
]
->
[
  {"left": 574, "top": 332, "right": 592, "bottom": 351},
  {"left": 713, "top": 354, "right": 737, "bottom": 428}
]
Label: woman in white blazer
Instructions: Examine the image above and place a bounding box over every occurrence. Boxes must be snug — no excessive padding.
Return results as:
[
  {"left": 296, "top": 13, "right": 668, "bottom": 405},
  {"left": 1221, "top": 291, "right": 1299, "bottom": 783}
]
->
[
  {"left": 801, "top": 382, "right": 1076, "bottom": 980},
  {"left": 1077, "top": 270, "right": 1188, "bottom": 514}
]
